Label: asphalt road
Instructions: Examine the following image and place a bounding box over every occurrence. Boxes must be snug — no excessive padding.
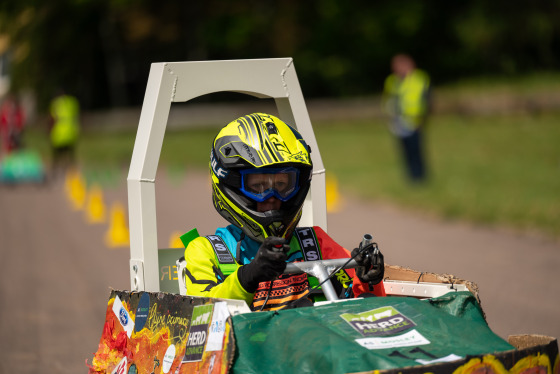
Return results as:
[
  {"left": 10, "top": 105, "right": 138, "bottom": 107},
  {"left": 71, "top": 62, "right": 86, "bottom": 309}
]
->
[{"left": 1, "top": 170, "right": 559, "bottom": 373}]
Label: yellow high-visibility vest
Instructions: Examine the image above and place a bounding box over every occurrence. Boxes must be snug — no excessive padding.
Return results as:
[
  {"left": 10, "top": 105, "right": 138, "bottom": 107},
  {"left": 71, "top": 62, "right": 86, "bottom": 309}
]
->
[
  {"left": 383, "top": 69, "right": 430, "bottom": 128},
  {"left": 50, "top": 95, "right": 80, "bottom": 147}
]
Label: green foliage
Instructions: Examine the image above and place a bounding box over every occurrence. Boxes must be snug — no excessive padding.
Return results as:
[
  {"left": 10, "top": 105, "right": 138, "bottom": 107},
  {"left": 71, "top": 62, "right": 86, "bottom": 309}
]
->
[{"left": 2, "top": 1, "right": 560, "bottom": 110}]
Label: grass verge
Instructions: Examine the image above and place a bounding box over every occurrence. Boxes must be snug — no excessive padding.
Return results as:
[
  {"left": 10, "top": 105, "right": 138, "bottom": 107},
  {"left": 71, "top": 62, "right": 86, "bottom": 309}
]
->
[{"left": 23, "top": 111, "right": 559, "bottom": 240}]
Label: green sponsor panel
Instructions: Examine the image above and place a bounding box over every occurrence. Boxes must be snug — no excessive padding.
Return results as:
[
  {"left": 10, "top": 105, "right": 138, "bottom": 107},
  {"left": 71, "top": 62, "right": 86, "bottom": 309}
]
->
[
  {"left": 158, "top": 247, "right": 184, "bottom": 293},
  {"left": 231, "top": 292, "right": 515, "bottom": 373}
]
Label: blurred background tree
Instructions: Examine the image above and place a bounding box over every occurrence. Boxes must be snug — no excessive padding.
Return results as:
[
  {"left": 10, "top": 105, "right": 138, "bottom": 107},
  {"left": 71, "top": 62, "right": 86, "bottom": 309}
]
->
[{"left": 0, "top": 0, "right": 559, "bottom": 111}]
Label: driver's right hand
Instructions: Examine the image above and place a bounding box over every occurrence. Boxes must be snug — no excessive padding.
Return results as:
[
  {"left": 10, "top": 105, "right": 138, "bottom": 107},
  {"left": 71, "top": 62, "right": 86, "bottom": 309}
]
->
[{"left": 237, "top": 236, "right": 289, "bottom": 293}]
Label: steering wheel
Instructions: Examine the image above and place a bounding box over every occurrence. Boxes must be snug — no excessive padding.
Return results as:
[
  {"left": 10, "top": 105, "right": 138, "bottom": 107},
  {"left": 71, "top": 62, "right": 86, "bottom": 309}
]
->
[{"left": 283, "top": 258, "right": 359, "bottom": 302}]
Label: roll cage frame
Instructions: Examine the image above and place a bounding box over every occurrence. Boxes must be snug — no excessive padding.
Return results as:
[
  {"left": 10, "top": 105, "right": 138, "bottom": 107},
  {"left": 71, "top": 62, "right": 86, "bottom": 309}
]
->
[{"left": 128, "top": 58, "right": 327, "bottom": 292}]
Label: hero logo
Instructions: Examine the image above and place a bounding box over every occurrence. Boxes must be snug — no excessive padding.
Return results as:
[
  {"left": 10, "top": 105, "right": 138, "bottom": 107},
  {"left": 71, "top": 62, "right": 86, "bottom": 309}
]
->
[{"left": 210, "top": 150, "right": 227, "bottom": 178}]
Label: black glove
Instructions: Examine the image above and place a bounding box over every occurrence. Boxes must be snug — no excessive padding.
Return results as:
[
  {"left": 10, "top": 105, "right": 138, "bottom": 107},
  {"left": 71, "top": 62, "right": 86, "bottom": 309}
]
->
[
  {"left": 351, "top": 244, "right": 384, "bottom": 285},
  {"left": 237, "top": 236, "right": 289, "bottom": 293}
]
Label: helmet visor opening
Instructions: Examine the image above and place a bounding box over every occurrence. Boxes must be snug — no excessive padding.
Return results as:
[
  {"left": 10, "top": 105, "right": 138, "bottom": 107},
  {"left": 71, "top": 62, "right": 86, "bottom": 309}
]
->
[{"left": 240, "top": 167, "right": 300, "bottom": 202}]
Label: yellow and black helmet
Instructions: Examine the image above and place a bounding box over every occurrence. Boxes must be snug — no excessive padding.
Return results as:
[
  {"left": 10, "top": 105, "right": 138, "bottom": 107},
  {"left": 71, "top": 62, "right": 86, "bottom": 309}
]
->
[{"left": 210, "top": 113, "right": 313, "bottom": 242}]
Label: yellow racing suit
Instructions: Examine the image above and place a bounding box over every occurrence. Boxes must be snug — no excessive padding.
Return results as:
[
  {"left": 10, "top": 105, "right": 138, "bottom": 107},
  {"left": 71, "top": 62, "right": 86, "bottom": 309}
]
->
[{"left": 184, "top": 225, "right": 385, "bottom": 311}]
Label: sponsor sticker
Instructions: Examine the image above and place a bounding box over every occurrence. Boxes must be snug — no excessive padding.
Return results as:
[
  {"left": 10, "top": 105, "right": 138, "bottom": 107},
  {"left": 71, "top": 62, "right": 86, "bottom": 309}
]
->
[
  {"left": 356, "top": 329, "right": 430, "bottom": 350},
  {"left": 162, "top": 344, "right": 176, "bottom": 373},
  {"left": 206, "top": 302, "right": 230, "bottom": 352},
  {"left": 340, "top": 306, "right": 415, "bottom": 337},
  {"left": 112, "top": 295, "right": 134, "bottom": 338},
  {"left": 183, "top": 304, "right": 213, "bottom": 362},
  {"left": 134, "top": 293, "right": 150, "bottom": 332}
]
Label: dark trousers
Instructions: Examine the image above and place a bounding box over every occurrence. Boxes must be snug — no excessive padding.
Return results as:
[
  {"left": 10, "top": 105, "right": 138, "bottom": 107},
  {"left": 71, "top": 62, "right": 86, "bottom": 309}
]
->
[
  {"left": 399, "top": 130, "right": 426, "bottom": 181},
  {"left": 51, "top": 144, "right": 76, "bottom": 178}
]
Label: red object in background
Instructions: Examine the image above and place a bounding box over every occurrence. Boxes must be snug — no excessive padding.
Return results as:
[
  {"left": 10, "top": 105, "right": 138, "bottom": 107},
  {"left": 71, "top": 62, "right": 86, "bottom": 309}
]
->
[{"left": 0, "top": 96, "right": 25, "bottom": 153}]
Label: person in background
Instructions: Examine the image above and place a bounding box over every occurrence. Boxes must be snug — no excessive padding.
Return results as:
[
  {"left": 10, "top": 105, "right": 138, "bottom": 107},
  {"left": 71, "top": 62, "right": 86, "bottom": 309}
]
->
[
  {"left": 382, "top": 54, "right": 431, "bottom": 182},
  {"left": 49, "top": 90, "right": 80, "bottom": 178},
  {"left": 183, "top": 113, "right": 385, "bottom": 311},
  {"left": 0, "top": 93, "right": 25, "bottom": 155}
]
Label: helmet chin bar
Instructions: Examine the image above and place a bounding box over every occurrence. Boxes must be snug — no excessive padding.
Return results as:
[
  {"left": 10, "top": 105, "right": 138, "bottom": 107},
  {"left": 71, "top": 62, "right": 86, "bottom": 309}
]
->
[
  {"left": 265, "top": 208, "right": 302, "bottom": 240},
  {"left": 249, "top": 209, "right": 286, "bottom": 241},
  {"left": 265, "top": 213, "right": 286, "bottom": 238},
  {"left": 237, "top": 207, "right": 299, "bottom": 242}
]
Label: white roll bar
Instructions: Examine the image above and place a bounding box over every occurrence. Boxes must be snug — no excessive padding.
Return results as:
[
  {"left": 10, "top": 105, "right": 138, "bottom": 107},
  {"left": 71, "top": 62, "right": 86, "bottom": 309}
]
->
[{"left": 128, "top": 59, "right": 327, "bottom": 292}]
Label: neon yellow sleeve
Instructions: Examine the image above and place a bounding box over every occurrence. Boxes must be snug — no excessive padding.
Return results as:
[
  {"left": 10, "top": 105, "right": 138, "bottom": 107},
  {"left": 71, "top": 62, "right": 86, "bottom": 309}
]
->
[{"left": 184, "top": 236, "right": 254, "bottom": 306}]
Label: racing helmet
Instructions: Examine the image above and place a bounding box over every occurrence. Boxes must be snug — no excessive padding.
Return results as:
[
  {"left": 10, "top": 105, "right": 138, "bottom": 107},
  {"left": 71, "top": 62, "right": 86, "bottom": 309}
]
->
[{"left": 210, "top": 113, "right": 313, "bottom": 242}]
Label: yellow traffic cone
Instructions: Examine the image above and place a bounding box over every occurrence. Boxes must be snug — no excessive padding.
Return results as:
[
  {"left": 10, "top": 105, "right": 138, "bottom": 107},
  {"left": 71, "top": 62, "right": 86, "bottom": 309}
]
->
[
  {"left": 64, "top": 169, "right": 74, "bottom": 194},
  {"left": 85, "top": 184, "right": 106, "bottom": 224},
  {"left": 105, "top": 202, "right": 130, "bottom": 248},
  {"left": 326, "top": 174, "right": 343, "bottom": 213},
  {"left": 66, "top": 169, "right": 87, "bottom": 210},
  {"left": 168, "top": 231, "right": 185, "bottom": 248}
]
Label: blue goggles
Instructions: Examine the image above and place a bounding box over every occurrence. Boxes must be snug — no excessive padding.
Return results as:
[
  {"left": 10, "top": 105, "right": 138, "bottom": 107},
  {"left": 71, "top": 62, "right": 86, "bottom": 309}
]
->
[{"left": 239, "top": 167, "right": 300, "bottom": 202}]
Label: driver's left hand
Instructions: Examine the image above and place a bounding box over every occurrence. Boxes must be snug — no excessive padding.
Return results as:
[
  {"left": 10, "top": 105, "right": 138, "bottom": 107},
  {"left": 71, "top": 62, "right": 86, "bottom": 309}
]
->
[{"left": 351, "top": 246, "right": 384, "bottom": 285}]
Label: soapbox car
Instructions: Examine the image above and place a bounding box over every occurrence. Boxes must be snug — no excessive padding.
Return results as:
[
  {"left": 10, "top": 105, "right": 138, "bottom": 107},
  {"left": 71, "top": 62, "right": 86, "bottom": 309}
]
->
[{"left": 89, "top": 59, "right": 559, "bottom": 374}]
